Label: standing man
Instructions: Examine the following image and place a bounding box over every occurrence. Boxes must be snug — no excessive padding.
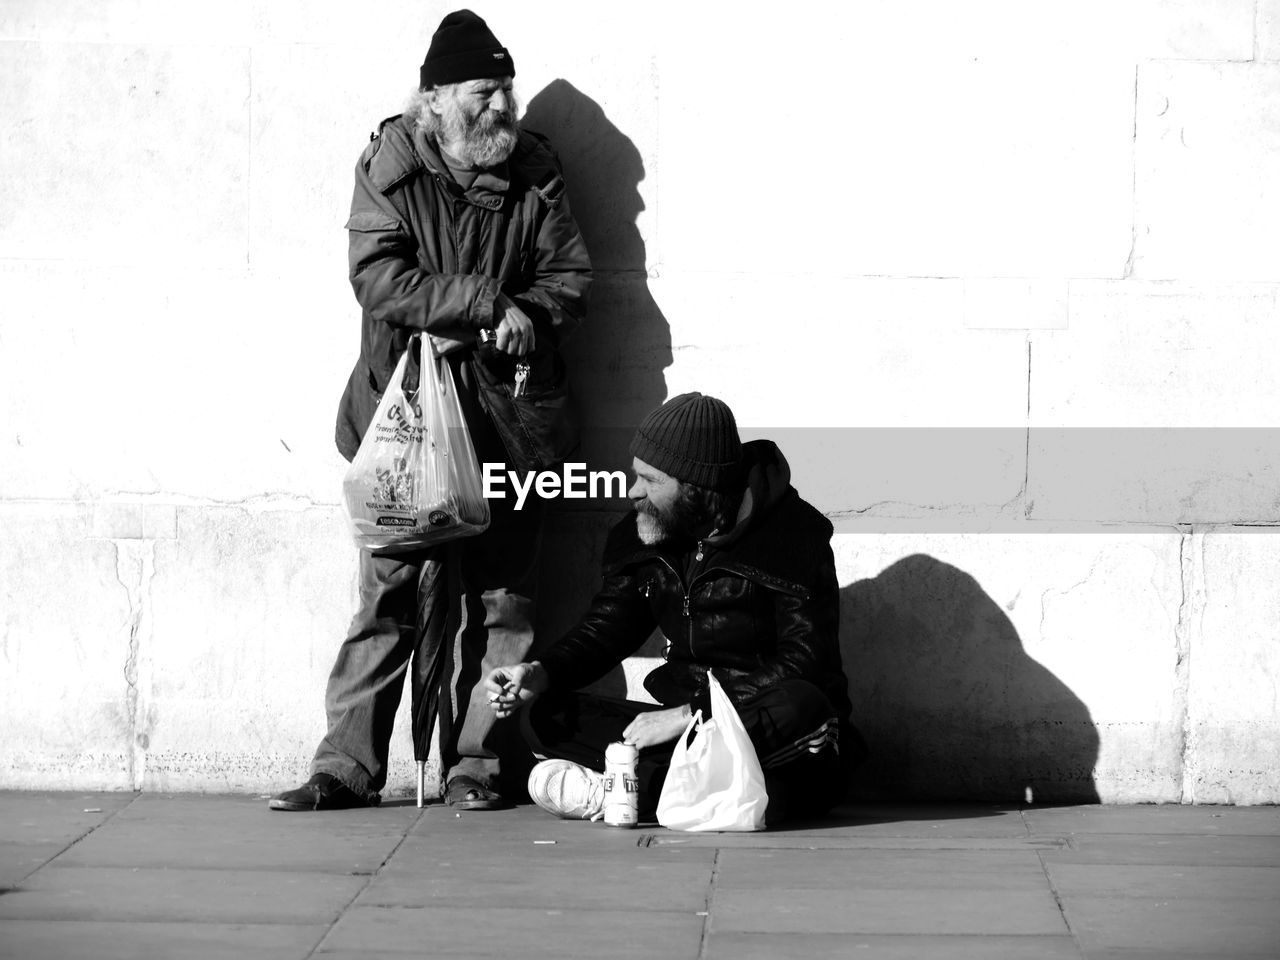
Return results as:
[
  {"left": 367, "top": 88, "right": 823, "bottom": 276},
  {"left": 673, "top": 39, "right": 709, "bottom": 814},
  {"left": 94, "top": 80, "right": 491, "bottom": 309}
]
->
[{"left": 271, "top": 9, "right": 591, "bottom": 811}]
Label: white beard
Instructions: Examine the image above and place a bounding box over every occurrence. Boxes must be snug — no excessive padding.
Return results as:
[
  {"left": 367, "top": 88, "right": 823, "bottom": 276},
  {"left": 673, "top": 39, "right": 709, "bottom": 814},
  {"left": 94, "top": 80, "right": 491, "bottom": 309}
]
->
[{"left": 439, "top": 97, "right": 519, "bottom": 168}]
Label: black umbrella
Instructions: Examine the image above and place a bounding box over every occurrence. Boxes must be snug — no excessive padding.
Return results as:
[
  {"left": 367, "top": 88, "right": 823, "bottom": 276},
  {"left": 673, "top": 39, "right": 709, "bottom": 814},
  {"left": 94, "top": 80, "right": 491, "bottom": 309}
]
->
[
  {"left": 404, "top": 339, "right": 492, "bottom": 806},
  {"left": 409, "top": 550, "right": 459, "bottom": 807}
]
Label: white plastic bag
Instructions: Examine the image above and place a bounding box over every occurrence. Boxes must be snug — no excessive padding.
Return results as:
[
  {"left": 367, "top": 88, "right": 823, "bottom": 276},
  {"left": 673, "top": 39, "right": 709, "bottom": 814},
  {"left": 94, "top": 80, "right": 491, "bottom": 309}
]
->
[
  {"left": 342, "top": 334, "right": 490, "bottom": 551},
  {"left": 656, "top": 673, "right": 769, "bottom": 832}
]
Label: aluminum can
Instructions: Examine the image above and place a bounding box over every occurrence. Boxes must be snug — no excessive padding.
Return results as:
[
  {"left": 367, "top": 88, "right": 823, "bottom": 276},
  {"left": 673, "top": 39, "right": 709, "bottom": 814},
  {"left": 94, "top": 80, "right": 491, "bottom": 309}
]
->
[{"left": 603, "top": 741, "right": 639, "bottom": 828}]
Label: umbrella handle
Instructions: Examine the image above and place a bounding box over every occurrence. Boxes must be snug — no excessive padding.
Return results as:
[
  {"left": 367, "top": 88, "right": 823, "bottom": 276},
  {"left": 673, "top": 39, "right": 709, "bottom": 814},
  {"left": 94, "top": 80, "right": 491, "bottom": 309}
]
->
[{"left": 417, "top": 761, "right": 425, "bottom": 808}]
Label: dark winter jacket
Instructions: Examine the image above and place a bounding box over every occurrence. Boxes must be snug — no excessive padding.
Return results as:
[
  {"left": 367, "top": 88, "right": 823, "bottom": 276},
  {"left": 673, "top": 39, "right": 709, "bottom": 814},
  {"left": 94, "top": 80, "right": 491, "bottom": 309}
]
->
[
  {"left": 538, "top": 441, "right": 853, "bottom": 721},
  {"left": 334, "top": 114, "right": 591, "bottom": 464}
]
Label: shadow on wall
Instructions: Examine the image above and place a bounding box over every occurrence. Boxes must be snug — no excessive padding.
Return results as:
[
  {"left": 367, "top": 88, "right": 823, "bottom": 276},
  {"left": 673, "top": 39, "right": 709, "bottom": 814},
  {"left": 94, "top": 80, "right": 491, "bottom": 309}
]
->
[
  {"left": 523, "top": 80, "right": 672, "bottom": 694},
  {"left": 842, "top": 554, "right": 1101, "bottom": 804},
  {"left": 522, "top": 79, "right": 671, "bottom": 463}
]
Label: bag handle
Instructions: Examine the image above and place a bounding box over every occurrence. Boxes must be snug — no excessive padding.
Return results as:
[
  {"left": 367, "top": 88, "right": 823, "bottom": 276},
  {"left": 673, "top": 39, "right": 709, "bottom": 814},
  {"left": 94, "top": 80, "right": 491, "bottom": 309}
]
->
[
  {"left": 672, "top": 708, "right": 703, "bottom": 755},
  {"left": 401, "top": 333, "right": 451, "bottom": 401},
  {"left": 396, "top": 333, "right": 421, "bottom": 407}
]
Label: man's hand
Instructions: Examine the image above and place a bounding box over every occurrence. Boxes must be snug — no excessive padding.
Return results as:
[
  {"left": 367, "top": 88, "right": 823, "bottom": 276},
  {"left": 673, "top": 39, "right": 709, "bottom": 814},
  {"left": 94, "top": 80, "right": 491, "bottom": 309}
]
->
[
  {"left": 622, "top": 705, "right": 693, "bottom": 750},
  {"left": 484, "top": 661, "right": 549, "bottom": 719},
  {"left": 493, "top": 294, "right": 535, "bottom": 356}
]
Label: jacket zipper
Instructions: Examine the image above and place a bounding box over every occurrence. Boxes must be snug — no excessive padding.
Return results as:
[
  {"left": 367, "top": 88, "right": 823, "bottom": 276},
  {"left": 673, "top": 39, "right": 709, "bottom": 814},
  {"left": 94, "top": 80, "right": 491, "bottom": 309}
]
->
[
  {"left": 685, "top": 593, "right": 693, "bottom": 657},
  {"left": 684, "top": 540, "right": 706, "bottom": 658},
  {"left": 653, "top": 555, "right": 696, "bottom": 659}
]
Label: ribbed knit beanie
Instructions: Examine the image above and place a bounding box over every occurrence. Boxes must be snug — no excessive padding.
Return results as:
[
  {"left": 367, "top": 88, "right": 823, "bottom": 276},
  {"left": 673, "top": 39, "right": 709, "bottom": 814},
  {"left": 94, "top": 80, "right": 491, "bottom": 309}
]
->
[
  {"left": 420, "top": 9, "right": 514, "bottom": 89},
  {"left": 629, "top": 393, "right": 742, "bottom": 490}
]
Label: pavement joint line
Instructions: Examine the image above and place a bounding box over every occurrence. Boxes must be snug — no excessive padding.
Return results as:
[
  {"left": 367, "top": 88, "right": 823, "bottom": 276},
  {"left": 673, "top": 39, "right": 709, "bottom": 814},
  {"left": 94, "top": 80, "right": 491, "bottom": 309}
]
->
[
  {"left": 1022, "top": 802, "right": 1087, "bottom": 952},
  {"left": 0, "top": 917, "right": 333, "bottom": 929},
  {"left": 644, "top": 837, "right": 1070, "bottom": 850},
  {"left": 695, "top": 847, "right": 721, "bottom": 960},
  {"left": 14, "top": 790, "right": 144, "bottom": 889},
  {"left": 1036, "top": 847, "right": 1086, "bottom": 958},
  {"left": 302, "top": 804, "right": 426, "bottom": 959}
]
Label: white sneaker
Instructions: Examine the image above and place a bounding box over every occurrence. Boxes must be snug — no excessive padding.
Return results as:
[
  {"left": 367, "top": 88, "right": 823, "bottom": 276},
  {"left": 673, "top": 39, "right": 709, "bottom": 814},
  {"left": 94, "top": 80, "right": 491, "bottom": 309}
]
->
[{"left": 527, "top": 759, "right": 606, "bottom": 821}]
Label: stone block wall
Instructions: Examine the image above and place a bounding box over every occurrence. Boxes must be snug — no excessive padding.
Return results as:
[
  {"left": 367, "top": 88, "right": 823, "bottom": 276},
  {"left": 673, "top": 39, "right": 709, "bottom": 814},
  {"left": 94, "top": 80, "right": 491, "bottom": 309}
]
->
[{"left": 1, "top": 1, "right": 1277, "bottom": 803}]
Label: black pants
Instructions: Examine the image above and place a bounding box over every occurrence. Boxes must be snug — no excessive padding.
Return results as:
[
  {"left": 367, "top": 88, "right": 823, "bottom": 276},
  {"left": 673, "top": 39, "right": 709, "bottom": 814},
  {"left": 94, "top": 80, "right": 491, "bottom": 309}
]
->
[{"left": 524, "top": 679, "right": 853, "bottom": 825}]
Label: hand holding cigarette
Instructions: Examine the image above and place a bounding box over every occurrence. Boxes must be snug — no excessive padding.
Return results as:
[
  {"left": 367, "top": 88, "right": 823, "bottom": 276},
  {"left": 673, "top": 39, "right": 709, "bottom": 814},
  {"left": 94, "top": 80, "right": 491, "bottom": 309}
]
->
[{"left": 483, "top": 661, "right": 549, "bottom": 718}]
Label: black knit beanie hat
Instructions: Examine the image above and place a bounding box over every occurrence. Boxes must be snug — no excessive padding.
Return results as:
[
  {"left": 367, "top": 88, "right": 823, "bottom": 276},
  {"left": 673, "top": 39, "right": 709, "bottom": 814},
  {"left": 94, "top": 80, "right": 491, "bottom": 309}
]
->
[
  {"left": 420, "top": 9, "right": 514, "bottom": 89},
  {"left": 629, "top": 393, "right": 743, "bottom": 490}
]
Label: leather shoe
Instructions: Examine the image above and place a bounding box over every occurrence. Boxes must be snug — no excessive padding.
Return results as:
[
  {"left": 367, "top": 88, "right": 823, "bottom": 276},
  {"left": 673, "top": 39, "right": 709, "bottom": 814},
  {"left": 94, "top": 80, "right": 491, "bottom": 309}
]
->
[{"left": 268, "top": 773, "right": 376, "bottom": 811}]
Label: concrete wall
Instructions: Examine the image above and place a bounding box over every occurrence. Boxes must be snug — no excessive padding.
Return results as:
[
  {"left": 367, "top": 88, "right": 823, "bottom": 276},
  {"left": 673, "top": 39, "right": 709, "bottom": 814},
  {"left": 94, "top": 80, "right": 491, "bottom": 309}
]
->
[{"left": 1, "top": 0, "right": 1277, "bottom": 804}]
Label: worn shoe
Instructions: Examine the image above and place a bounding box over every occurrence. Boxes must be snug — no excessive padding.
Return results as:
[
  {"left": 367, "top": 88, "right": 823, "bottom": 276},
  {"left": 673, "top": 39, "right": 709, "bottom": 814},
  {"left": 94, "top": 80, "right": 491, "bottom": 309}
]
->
[
  {"left": 527, "top": 759, "right": 605, "bottom": 821},
  {"left": 268, "top": 773, "right": 375, "bottom": 811},
  {"left": 444, "top": 775, "right": 505, "bottom": 811}
]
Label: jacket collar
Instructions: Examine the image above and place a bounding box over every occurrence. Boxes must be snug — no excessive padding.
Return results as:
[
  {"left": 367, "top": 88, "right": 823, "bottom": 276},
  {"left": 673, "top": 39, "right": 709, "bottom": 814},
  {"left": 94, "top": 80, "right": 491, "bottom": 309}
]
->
[
  {"left": 413, "top": 126, "right": 511, "bottom": 209},
  {"left": 601, "top": 440, "right": 833, "bottom": 596},
  {"left": 373, "top": 115, "right": 565, "bottom": 211}
]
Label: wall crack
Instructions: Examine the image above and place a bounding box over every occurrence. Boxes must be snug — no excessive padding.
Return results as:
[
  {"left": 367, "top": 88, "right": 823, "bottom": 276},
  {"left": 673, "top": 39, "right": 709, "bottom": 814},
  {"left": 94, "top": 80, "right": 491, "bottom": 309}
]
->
[
  {"left": 113, "top": 540, "right": 157, "bottom": 790},
  {"left": 1173, "top": 530, "right": 1202, "bottom": 804},
  {"left": 1124, "top": 64, "right": 1140, "bottom": 279}
]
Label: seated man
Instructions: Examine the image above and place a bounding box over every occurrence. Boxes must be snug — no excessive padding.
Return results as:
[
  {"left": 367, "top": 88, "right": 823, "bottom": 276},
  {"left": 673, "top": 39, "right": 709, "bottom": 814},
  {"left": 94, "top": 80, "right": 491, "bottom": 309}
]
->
[{"left": 485, "top": 392, "right": 866, "bottom": 826}]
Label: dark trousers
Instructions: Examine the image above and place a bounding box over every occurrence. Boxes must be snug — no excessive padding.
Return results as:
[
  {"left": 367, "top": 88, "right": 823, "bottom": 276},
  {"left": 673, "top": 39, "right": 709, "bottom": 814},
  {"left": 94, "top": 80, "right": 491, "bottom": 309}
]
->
[{"left": 524, "top": 678, "right": 852, "bottom": 825}]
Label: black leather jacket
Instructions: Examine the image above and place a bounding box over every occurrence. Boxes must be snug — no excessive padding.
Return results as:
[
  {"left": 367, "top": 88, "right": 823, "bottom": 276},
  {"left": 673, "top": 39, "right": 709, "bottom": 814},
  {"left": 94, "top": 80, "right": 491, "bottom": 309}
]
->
[{"left": 538, "top": 441, "right": 853, "bottom": 721}]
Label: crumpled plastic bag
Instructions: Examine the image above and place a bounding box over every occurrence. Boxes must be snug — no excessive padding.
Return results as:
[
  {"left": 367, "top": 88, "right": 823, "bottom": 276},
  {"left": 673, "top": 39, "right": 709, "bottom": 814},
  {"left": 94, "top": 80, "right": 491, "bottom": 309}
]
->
[
  {"left": 342, "top": 334, "right": 490, "bottom": 551},
  {"left": 656, "top": 673, "right": 768, "bottom": 831}
]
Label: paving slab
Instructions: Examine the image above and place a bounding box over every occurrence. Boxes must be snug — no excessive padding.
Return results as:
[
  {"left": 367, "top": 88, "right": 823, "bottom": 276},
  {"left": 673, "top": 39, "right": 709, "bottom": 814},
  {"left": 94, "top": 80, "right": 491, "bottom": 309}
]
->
[
  {"left": 0, "top": 794, "right": 1277, "bottom": 959},
  {"left": 0, "top": 866, "right": 366, "bottom": 923},
  {"left": 709, "top": 887, "right": 1069, "bottom": 936},
  {"left": 319, "top": 904, "right": 705, "bottom": 958},
  {"left": 1045, "top": 862, "right": 1280, "bottom": 900},
  {"left": 1064, "top": 895, "right": 1280, "bottom": 958},
  {"left": 370, "top": 805, "right": 713, "bottom": 912},
  {"left": 399, "top": 804, "right": 715, "bottom": 864},
  {"left": 0, "top": 841, "right": 70, "bottom": 888},
  {"left": 638, "top": 802, "right": 1044, "bottom": 852},
  {"left": 1025, "top": 804, "right": 1280, "bottom": 836},
  {"left": 713, "top": 847, "right": 1051, "bottom": 890},
  {"left": 0, "top": 791, "right": 139, "bottom": 888},
  {"left": 766, "top": 803, "right": 1031, "bottom": 839},
  {"left": 0, "top": 919, "right": 323, "bottom": 960},
  {"left": 0, "top": 792, "right": 136, "bottom": 845},
  {"left": 359, "top": 867, "right": 708, "bottom": 913},
  {"left": 391, "top": 832, "right": 715, "bottom": 867},
  {"left": 366, "top": 855, "right": 709, "bottom": 912},
  {"left": 1040, "top": 833, "right": 1280, "bottom": 867},
  {"left": 646, "top": 834, "right": 1063, "bottom": 851},
  {"left": 702, "top": 932, "right": 1083, "bottom": 960},
  {"left": 409, "top": 802, "right": 646, "bottom": 844},
  {"left": 53, "top": 794, "right": 420, "bottom": 872}
]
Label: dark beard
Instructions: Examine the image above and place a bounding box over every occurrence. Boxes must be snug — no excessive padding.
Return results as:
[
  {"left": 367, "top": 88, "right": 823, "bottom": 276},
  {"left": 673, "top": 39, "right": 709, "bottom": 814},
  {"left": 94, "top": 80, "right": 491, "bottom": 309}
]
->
[{"left": 635, "top": 488, "right": 715, "bottom": 545}]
